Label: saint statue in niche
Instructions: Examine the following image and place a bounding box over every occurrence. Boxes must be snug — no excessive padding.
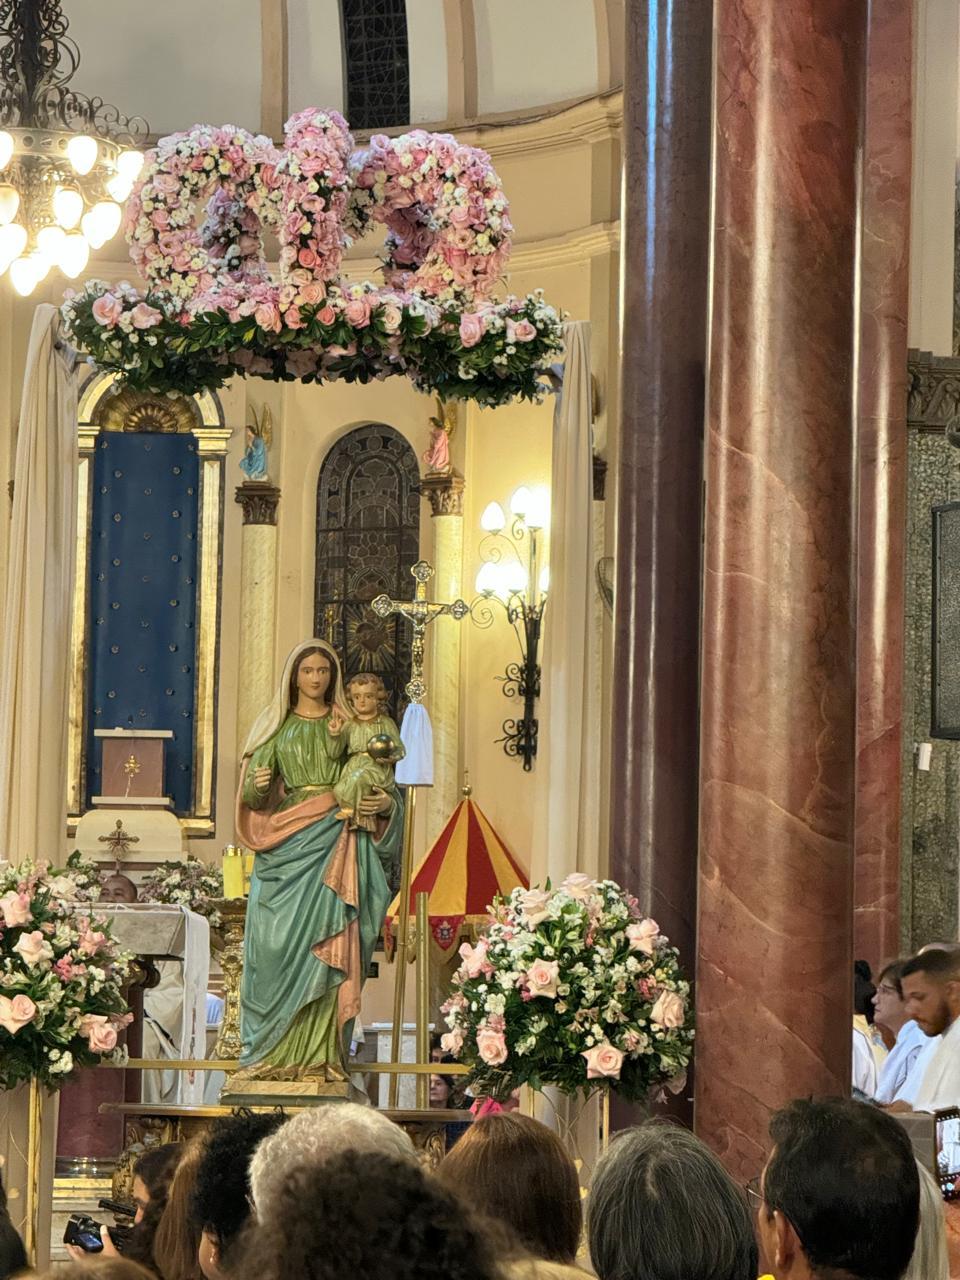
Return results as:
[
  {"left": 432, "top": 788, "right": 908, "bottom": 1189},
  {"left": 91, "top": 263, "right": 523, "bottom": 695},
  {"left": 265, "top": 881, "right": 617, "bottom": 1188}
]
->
[
  {"left": 239, "top": 404, "right": 272, "bottom": 482},
  {"left": 234, "top": 639, "right": 404, "bottom": 1084}
]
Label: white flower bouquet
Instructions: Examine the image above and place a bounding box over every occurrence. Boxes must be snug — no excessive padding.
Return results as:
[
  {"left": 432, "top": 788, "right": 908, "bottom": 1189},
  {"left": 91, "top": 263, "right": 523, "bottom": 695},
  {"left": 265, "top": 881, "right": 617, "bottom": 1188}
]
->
[
  {"left": 441, "top": 875, "right": 694, "bottom": 1102},
  {"left": 138, "top": 856, "right": 224, "bottom": 928}
]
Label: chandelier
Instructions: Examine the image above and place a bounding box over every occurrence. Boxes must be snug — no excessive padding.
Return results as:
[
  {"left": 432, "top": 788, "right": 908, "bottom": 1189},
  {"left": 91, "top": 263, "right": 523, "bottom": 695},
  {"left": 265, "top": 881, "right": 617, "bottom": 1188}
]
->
[{"left": 0, "top": 0, "right": 149, "bottom": 296}]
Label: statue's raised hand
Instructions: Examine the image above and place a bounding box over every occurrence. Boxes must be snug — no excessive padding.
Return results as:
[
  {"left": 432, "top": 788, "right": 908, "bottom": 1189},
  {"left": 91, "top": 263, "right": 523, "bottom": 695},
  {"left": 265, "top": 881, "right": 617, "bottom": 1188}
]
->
[
  {"left": 253, "top": 766, "right": 273, "bottom": 793},
  {"left": 328, "top": 709, "right": 345, "bottom": 735}
]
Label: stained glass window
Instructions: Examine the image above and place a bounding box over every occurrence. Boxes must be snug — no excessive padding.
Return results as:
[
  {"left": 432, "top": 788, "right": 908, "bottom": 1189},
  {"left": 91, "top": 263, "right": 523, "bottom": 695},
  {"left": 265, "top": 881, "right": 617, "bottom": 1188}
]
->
[
  {"left": 315, "top": 423, "right": 420, "bottom": 721},
  {"left": 340, "top": 0, "right": 411, "bottom": 131}
]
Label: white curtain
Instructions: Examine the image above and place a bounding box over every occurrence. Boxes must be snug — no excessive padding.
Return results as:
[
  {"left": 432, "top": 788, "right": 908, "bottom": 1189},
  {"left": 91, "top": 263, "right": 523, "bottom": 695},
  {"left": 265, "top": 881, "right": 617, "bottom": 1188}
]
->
[
  {"left": 0, "top": 304, "right": 78, "bottom": 861},
  {"left": 0, "top": 306, "right": 77, "bottom": 1266},
  {"left": 530, "top": 320, "right": 600, "bottom": 884}
]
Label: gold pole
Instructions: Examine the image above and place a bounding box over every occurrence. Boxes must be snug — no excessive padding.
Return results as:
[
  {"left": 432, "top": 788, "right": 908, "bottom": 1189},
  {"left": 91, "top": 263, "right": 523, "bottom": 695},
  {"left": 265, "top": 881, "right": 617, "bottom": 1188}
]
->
[
  {"left": 415, "top": 890, "right": 430, "bottom": 1110},
  {"left": 601, "top": 1087, "right": 611, "bottom": 1152},
  {"left": 389, "top": 786, "right": 418, "bottom": 1107},
  {"left": 24, "top": 1077, "right": 41, "bottom": 1263}
]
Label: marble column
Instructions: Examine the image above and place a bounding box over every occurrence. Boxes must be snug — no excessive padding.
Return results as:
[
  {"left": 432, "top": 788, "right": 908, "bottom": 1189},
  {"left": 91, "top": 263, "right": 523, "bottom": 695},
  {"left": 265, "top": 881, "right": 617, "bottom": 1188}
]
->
[
  {"left": 610, "top": 0, "right": 711, "bottom": 966},
  {"left": 853, "top": 0, "right": 912, "bottom": 968},
  {"left": 234, "top": 483, "right": 281, "bottom": 757},
  {"left": 421, "top": 469, "right": 465, "bottom": 844},
  {"left": 696, "top": 0, "right": 867, "bottom": 1176}
]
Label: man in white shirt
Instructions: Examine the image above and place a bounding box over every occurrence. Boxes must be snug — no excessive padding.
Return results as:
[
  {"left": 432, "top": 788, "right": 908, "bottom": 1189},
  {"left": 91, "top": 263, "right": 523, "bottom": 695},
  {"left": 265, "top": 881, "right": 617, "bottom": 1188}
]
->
[
  {"left": 873, "top": 959, "right": 928, "bottom": 1103},
  {"left": 898, "top": 950, "right": 960, "bottom": 1112}
]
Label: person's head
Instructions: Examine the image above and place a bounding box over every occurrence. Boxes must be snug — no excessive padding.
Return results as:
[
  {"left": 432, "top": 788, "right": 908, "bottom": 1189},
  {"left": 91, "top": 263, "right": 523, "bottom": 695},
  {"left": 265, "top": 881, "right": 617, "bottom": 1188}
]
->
[
  {"left": 131, "top": 1143, "right": 182, "bottom": 1226},
  {"left": 152, "top": 1134, "right": 208, "bottom": 1280},
  {"left": 759, "top": 1098, "right": 919, "bottom": 1280},
  {"left": 346, "top": 673, "right": 387, "bottom": 718},
  {"left": 237, "top": 1150, "right": 498, "bottom": 1280},
  {"left": 438, "top": 1113, "right": 581, "bottom": 1265},
  {"left": 289, "top": 646, "right": 336, "bottom": 708},
  {"left": 901, "top": 950, "right": 960, "bottom": 1037},
  {"left": 192, "top": 1111, "right": 286, "bottom": 1280},
  {"left": 249, "top": 1101, "right": 415, "bottom": 1218},
  {"left": 919, "top": 942, "right": 960, "bottom": 955},
  {"left": 904, "top": 1162, "right": 948, "bottom": 1280},
  {"left": 0, "top": 1168, "right": 26, "bottom": 1280},
  {"left": 589, "top": 1120, "right": 757, "bottom": 1280},
  {"left": 854, "top": 960, "right": 876, "bottom": 1022},
  {"left": 873, "top": 959, "right": 909, "bottom": 1036},
  {"left": 35, "top": 1263, "right": 156, "bottom": 1280},
  {"left": 99, "top": 872, "right": 138, "bottom": 904}
]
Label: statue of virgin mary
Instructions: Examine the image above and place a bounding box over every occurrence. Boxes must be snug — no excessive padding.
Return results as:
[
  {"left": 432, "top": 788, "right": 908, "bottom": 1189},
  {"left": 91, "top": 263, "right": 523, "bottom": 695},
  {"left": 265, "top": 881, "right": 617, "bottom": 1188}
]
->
[{"left": 234, "top": 639, "right": 404, "bottom": 1083}]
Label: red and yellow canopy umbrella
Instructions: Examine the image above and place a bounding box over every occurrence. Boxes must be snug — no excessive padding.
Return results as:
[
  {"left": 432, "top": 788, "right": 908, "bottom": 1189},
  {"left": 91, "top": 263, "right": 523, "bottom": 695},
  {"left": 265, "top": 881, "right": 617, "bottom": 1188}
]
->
[{"left": 385, "top": 792, "right": 528, "bottom": 956}]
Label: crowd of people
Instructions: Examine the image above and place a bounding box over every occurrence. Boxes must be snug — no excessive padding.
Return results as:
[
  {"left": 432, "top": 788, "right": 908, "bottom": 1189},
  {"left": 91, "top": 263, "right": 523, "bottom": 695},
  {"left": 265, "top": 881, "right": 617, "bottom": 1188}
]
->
[
  {"left": 853, "top": 944, "right": 960, "bottom": 1109},
  {"left": 0, "top": 1092, "right": 946, "bottom": 1280}
]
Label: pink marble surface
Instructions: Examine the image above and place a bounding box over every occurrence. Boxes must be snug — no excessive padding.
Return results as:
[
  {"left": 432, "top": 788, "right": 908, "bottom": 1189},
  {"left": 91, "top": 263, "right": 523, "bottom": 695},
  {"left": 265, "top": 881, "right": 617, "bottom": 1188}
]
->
[
  {"left": 854, "top": 0, "right": 912, "bottom": 969},
  {"left": 695, "top": 0, "right": 868, "bottom": 1178}
]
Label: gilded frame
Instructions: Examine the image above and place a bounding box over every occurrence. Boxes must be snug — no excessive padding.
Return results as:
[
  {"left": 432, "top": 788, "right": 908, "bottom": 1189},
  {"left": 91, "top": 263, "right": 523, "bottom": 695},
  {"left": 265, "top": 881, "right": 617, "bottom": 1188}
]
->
[{"left": 67, "top": 371, "right": 230, "bottom": 838}]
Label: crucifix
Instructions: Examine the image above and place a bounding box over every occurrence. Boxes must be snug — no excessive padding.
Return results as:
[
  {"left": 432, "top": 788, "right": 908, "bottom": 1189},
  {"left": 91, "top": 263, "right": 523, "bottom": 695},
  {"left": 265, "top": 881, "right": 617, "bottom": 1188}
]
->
[
  {"left": 98, "top": 818, "right": 140, "bottom": 858},
  {"left": 371, "top": 559, "right": 469, "bottom": 1104},
  {"left": 371, "top": 560, "right": 470, "bottom": 703}
]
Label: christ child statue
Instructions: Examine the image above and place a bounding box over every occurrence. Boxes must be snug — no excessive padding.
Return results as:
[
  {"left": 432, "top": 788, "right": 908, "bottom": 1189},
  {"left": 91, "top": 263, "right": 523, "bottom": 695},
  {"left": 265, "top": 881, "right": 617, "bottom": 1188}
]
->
[{"left": 332, "top": 674, "right": 405, "bottom": 831}]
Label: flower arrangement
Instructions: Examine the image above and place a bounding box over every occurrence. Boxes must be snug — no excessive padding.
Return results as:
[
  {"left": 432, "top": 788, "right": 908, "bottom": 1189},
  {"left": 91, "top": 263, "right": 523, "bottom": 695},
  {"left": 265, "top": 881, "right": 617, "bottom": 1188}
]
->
[
  {"left": 64, "top": 850, "right": 105, "bottom": 903},
  {"left": 0, "top": 859, "right": 133, "bottom": 1091},
  {"left": 441, "top": 875, "right": 694, "bottom": 1102},
  {"left": 347, "top": 129, "right": 513, "bottom": 304},
  {"left": 138, "top": 857, "right": 224, "bottom": 928},
  {"left": 58, "top": 108, "right": 564, "bottom": 406}
]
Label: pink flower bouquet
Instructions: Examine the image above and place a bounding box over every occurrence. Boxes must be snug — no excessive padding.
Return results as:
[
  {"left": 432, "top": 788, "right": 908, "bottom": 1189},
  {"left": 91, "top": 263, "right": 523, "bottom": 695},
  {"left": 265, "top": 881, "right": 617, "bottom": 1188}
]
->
[
  {"left": 0, "top": 858, "right": 132, "bottom": 1090},
  {"left": 442, "top": 876, "right": 693, "bottom": 1102}
]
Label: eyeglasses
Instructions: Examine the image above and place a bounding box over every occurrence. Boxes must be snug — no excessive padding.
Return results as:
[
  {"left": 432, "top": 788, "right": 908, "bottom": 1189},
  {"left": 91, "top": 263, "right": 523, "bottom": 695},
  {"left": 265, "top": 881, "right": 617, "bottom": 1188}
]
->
[{"left": 745, "top": 1176, "right": 763, "bottom": 1210}]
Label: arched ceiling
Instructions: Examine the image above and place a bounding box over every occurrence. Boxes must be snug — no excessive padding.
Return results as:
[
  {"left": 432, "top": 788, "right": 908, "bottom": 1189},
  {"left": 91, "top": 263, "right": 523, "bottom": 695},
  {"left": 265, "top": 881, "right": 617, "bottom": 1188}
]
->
[{"left": 66, "top": 0, "right": 623, "bottom": 140}]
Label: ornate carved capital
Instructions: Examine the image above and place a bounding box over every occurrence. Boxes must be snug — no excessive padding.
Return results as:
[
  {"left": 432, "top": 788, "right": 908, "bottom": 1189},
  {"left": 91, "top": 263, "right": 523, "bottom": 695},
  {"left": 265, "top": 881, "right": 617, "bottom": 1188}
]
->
[
  {"left": 908, "top": 350, "right": 960, "bottom": 442},
  {"left": 235, "top": 481, "right": 281, "bottom": 525},
  {"left": 420, "top": 468, "right": 465, "bottom": 517}
]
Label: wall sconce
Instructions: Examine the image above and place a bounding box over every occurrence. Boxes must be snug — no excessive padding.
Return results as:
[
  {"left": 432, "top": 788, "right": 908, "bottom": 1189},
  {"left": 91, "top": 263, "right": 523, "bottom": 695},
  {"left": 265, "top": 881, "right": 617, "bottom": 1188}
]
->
[{"left": 472, "top": 486, "right": 549, "bottom": 770}]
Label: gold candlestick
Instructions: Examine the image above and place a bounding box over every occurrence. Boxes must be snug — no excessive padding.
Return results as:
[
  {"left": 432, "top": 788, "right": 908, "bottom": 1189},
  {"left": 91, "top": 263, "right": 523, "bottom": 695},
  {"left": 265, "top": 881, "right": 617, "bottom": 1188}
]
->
[{"left": 213, "top": 898, "right": 247, "bottom": 1060}]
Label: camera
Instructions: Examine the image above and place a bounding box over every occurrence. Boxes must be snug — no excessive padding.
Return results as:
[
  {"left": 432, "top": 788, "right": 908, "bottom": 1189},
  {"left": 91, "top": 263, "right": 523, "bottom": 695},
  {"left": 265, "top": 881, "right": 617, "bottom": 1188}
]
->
[
  {"left": 936, "top": 1107, "right": 960, "bottom": 1201},
  {"left": 63, "top": 1213, "right": 131, "bottom": 1253}
]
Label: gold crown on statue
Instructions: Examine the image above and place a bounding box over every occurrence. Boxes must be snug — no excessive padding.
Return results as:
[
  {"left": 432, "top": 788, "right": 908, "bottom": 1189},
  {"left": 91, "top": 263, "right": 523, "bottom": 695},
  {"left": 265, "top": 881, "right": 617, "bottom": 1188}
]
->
[{"left": 366, "top": 733, "right": 401, "bottom": 762}]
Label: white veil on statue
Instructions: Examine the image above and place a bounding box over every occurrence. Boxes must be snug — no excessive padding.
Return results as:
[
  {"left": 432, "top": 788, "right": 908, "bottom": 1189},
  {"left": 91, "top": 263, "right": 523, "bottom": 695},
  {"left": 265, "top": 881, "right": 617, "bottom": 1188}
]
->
[{"left": 241, "top": 638, "right": 353, "bottom": 760}]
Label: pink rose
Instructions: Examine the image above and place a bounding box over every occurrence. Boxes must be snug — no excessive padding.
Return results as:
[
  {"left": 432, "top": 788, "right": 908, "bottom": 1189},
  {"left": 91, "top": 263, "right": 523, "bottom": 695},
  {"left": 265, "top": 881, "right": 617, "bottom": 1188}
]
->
[
  {"left": 650, "top": 990, "right": 685, "bottom": 1029},
  {"left": 476, "top": 1026, "right": 508, "bottom": 1066},
  {"left": 131, "top": 302, "right": 163, "bottom": 330},
  {"left": 13, "top": 929, "right": 53, "bottom": 967},
  {"left": 298, "top": 247, "right": 319, "bottom": 269},
  {"left": 626, "top": 918, "right": 660, "bottom": 955},
  {"left": 344, "top": 297, "right": 372, "bottom": 328},
  {"left": 526, "top": 958, "right": 559, "bottom": 998},
  {"left": 79, "top": 1014, "right": 118, "bottom": 1054},
  {"left": 54, "top": 956, "right": 75, "bottom": 981},
  {"left": 0, "top": 890, "right": 30, "bottom": 928},
  {"left": 316, "top": 304, "right": 337, "bottom": 326},
  {"left": 458, "top": 313, "right": 485, "bottom": 348},
  {"left": 380, "top": 303, "right": 403, "bottom": 333},
  {"left": 0, "top": 994, "right": 36, "bottom": 1036},
  {"left": 298, "top": 282, "right": 326, "bottom": 306},
  {"left": 254, "top": 303, "right": 282, "bottom": 332},
  {"left": 561, "top": 872, "right": 597, "bottom": 901},
  {"left": 91, "top": 294, "right": 123, "bottom": 327},
  {"left": 440, "top": 1028, "right": 464, "bottom": 1055},
  {"left": 516, "top": 889, "right": 552, "bottom": 926},
  {"left": 507, "top": 318, "right": 537, "bottom": 343},
  {"left": 151, "top": 173, "right": 180, "bottom": 196},
  {"left": 283, "top": 306, "right": 303, "bottom": 329},
  {"left": 582, "top": 1041, "right": 624, "bottom": 1080},
  {"left": 457, "top": 939, "right": 490, "bottom": 980},
  {"left": 78, "top": 928, "right": 107, "bottom": 957}
]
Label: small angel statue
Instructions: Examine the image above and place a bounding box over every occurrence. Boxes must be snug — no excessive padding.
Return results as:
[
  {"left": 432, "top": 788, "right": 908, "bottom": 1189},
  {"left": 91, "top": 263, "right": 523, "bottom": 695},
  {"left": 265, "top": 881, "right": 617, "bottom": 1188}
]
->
[
  {"left": 422, "top": 396, "right": 456, "bottom": 475},
  {"left": 240, "top": 404, "right": 273, "bottom": 481}
]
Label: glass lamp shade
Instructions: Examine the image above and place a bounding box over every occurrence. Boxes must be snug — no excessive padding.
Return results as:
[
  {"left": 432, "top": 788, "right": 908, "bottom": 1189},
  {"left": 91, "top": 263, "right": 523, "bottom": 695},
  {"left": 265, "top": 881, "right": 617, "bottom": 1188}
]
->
[
  {"left": 0, "top": 222, "right": 28, "bottom": 273},
  {"left": 538, "top": 567, "right": 550, "bottom": 595},
  {"left": 525, "top": 487, "right": 550, "bottom": 530},
  {"left": 503, "top": 562, "right": 528, "bottom": 596},
  {"left": 82, "top": 200, "right": 121, "bottom": 248},
  {"left": 9, "top": 253, "right": 49, "bottom": 297},
  {"left": 0, "top": 131, "right": 12, "bottom": 171},
  {"left": 58, "top": 232, "right": 90, "bottom": 278},
  {"left": 37, "top": 225, "right": 66, "bottom": 259},
  {"left": 53, "top": 186, "right": 84, "bottom": 229},
  {"left": 0, "top": 184, "right": 19, "bottom": 226},
  {"left": 67, "top": 135, "right": 98, "bottom": 176},
  {"left": 106, "top": 173, "right": 132, "bottom": 202},
  {"left": 116, "top": 150, "right": 145, "bottom": 181},
  {"left": 475, "top": 561, "right": 500, "bottom": 596},
  {"left": 480, "top": 501, "right": 506, "bottom": 533},
  {"left": 509, "top": 486, "right": 531, "bottom": 518}
]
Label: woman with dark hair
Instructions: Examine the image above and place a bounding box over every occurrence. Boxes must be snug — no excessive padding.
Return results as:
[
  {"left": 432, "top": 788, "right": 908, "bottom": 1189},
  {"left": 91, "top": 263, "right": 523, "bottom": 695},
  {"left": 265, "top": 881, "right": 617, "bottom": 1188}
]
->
[
  {"left": 235, "top": 639, "right": 404, "bottom": 1084},
  {"left": 437, "top": 1113, "right": 582, "bottom": 1268},
  {"left": 68, "top": 1143, "right": 182, "bottom": 1270},
  {"left": 0, "top": 1169, "right": 26, "bottom": 1280},
  {"left": 588, "top": 1120, "right": 758, "bottom": 1280},
  {"left": 236, "top": 1149, "right": 499, "bottom": 1280}
]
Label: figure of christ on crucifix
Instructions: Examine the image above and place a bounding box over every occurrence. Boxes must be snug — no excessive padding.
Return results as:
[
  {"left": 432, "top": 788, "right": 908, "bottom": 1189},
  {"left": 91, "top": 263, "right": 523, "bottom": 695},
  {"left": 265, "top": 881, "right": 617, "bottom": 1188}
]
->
[{"left": 371, "top": 560, "right": 471, "bottom": 705}]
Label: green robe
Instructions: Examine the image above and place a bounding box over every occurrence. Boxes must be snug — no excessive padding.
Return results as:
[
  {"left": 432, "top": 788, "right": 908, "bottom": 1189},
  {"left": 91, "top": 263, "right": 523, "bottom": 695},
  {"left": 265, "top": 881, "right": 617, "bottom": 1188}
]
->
[{"left": 239, "top": 712, "right": 403, "bottom": 1068}]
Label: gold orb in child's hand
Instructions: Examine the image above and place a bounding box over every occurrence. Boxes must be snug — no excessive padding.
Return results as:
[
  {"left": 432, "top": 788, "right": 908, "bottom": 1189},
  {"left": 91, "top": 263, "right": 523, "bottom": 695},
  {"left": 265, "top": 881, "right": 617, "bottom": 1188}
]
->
[{"left": 366, "top": 733, "right": 400, "bottom": 762}]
